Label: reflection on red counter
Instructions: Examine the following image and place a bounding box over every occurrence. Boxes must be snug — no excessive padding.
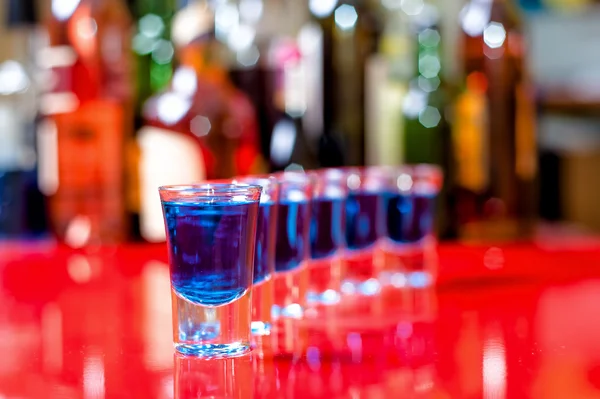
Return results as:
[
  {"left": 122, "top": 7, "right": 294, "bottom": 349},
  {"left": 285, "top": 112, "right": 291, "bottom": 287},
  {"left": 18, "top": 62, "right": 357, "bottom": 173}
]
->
[{"left": 0, "top": 242, "right": 600, "bottom": 397}]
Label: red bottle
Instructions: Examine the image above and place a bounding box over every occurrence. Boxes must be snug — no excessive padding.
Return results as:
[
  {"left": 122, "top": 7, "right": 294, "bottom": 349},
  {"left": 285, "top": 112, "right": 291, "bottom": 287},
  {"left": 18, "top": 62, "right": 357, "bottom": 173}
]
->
[{"left": 136, "top": 0, "right": 265, "bottom": 242}]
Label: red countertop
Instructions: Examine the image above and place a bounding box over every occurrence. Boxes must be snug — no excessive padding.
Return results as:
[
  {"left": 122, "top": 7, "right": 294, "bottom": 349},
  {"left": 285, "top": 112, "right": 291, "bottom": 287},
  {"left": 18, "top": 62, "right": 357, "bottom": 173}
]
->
[{"left": 0, "top": 236, "right": 599, "bottom": 398}]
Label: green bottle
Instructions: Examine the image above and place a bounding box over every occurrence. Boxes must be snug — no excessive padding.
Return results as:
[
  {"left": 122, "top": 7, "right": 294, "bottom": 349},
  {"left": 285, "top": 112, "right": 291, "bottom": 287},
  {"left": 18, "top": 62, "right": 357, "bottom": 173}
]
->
[
  {"left": 402, "top": 3, "right": 451, "bottom": 167},
  {"left": 132, "top": 0, "right": 177, "bottom": 122},
  {"left": 403, "top": 5, "right": 455, "bottom": 239}
]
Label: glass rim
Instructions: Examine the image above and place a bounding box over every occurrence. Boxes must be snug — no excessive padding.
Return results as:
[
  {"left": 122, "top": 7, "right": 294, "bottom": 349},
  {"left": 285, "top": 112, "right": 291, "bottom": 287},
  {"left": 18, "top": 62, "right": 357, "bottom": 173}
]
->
[
  {"left": 158, "top": 182, "right": 263, "bottom": 195},
  {"left": 233, "top": 174, "right": 279, "bottom": 187}
]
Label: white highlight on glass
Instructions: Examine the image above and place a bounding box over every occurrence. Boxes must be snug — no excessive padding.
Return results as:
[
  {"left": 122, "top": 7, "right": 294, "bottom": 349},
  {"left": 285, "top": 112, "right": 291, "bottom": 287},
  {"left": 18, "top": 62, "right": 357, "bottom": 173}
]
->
[
  {"left": 401, "top": 0, "right": 424, "bottom": 16},
  {"left": 65, "top": 216, "right": 92, "bottom": 248},
  {"left": 228, "top": 24, "right": 256, "bottom": 51},
  {"left": 483, "top": 335, "right": 507, "bottom": 399},
  {"left": 270, "top": 119, "right": 297, "bottom": 166},
  {"left": 397, "top": 173, "right": 413, "bottom": 192},
  {"left": 172, "top": 67, "right": 198, "bottom": 97},
  {"left": 76, "top": 17, "right": 98, "bottom": 40},
  {"left": 460, "top": 0, "right": 492, "bottom": 37},
  {"left": 382, "top": 0, "right": 402, "bottom": 10},
  {"left": 83, "top": 353, "right": 105, "bottom": 399},
  {"left": 419, "top": 106, "right": 441, "bottom": 128},
  {"left": 309, "top": 0, "right": 338, "bottom": 18},
  {"left": 172, "top": 2, "right": 214, "bottom": 48},
  {"left": 52, "top": 0, "right": 81, "bottom": 21},
  {"left": 418, "top": 54, "right": 441, "bottom": 79},
  {"left": 239, "top": 0, "right": 263, "bottom": 23},
  {"left": 139, "top": 14, "right": 164, "bottom": 38},
  {"left": 360, "top": 278, "right": 381, "bottom": 296},
  {"left": 419, "top": 28, "right": 440, "bottom": 47},
  {"left": 347, "top": 174, "right": 361, "bottom": 190},
  {"left": 191, "top": 116, "right": 212, "bottom": 137},
  {"left": 334, "top": 4, "right": 358, "bottom": 31},
  {"left": 133, "top": 34, "right": 155, "bottom": 55},
  {"left": 215, "top": 3, "right": 240, "bottom": 42},
  {"left": 284, "top": 61, "right": 307, "bottom": 117},
  {"left": 418, "top": 76, "right": 440, "bottom": 93},
  {"left": 237, "top": 45, "right": 260, "bottom": 67},
  {"left": 483, "top": 22, "right": 507, "bottom": 49},
  {"left": 0, "top": 61, "right": 30, "bottom": 95},
  {"left": 403, "top": 87, "right": 428, "bottom": 118},
  {"left": 152, "top": 40, "right": 175, "bottom": 64},
  {"left": 37, "top": 119, "right": 59, "bottom": 195},
  {"left": 157, "top": 93, "right": 191, "bottom": 125}
]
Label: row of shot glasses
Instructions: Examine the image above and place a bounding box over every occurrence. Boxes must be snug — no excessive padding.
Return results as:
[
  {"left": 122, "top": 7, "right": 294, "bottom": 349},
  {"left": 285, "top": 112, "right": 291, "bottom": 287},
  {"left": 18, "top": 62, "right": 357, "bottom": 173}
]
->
[{"left": 159, "top": 165, "right": 442, "bottom": 358}]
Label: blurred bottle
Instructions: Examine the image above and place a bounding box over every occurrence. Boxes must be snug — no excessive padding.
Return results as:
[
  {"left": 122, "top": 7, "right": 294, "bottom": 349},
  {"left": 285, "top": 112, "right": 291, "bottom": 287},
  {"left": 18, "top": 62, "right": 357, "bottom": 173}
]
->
[
  {"left": 364, "top": 1, "right": 413, "bottom": 167},
  {"left": 132, "top": 0, "right": 176, "bottom": 121},
  {"left": 0, "top": 0, "right": 48, "bottom": 238},
  {"left": 365, "top": 1, "right": 455, "bottom": 237},
  {"left": 39, "top": 0, "right": 134, "bottom": 246},
  {"left": 137, "top": 0, "right": 265, "bottom": 242},
  {"left": 403, "top": 2, "right": 455, "bottom": 239},
  {"left": 452, "top": 0, "right": 537, "bottom": 241},
  {"left": 216, "top": 0, "right": 321, "bottom": 171},
  {"left": 127, "top": 0, "right": 177, "bottom": 240},
  {"left": 310, "top": 0, "right": 383, "bottom": 167}
]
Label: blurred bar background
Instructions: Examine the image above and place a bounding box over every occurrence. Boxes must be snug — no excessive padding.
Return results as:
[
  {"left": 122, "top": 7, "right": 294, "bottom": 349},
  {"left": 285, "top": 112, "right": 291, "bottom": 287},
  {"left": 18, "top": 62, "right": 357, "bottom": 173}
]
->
[{"left": 0, "top": 0, "right": 599, "bottom": 246}]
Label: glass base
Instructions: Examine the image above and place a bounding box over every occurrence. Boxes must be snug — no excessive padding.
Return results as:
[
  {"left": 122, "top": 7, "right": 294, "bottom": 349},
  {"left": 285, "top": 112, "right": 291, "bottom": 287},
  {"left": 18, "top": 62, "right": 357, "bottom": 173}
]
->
[
  {"left": 340, "top": 246, "right": 385, "bottom": 296},
  {"left": 172, "top": 288, "right": 252, "bottom": 359},
  {"left": 306, "top": 257, "right": 342, "bottom": 306},
  {"left": 272, "top": 266, "right": 307, "bottom": 319},
  {"left": 379, "top": 237, "right": 437, "bottom": 288},
  {"left": 175, "top": 342, "right": 252, "bottom": 358},
  {"left": 251, "top": 278, "right": 273, "bottom": 336}
]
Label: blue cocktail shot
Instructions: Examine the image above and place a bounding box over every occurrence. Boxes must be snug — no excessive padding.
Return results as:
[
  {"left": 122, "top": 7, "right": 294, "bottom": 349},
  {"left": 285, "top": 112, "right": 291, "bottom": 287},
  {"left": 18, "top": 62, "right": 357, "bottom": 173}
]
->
[
  {"left": 235, "top": 176, "right": 280, "bottom": 342},
  {"left": 159, "top": 183, "right": 262, "bottom": 358},
  {"left": 381, "top": 165, "right": 442, "bottom": 288}
]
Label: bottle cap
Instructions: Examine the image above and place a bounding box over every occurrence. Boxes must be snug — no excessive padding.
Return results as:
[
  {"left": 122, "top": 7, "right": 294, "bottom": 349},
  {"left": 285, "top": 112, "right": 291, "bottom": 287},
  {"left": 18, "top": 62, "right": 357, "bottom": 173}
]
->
[{"left": 7, "top": 0, "right": 37, "bottom": 26}]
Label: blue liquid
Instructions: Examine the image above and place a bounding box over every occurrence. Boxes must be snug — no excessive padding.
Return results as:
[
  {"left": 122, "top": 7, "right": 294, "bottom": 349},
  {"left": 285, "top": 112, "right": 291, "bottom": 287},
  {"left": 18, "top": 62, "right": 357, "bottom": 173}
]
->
[
  {"left": 385, "top": 193, "right": 436, "bottom": 243},
  {"left": 275, "top": 199, "right": 310, "bottom": 273},
  {"left": 163, "top": 200, "right": 259, "bottom": 306},
  {"left": 254, "top": 201, "right": 277, "bottom": 284},
  {"left": 345, "top": 192, "right": 385, "bottom": 250},
  {"left": 310, "top": 196, "right": 345, "bottom": 259}
]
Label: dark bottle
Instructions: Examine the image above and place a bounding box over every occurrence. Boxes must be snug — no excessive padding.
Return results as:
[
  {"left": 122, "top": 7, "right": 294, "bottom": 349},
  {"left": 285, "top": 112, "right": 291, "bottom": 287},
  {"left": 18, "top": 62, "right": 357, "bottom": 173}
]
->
[
  {"left": 137, "top": 0, "right": 265, "bottom": 242},
  {"left": 310, "top": 0, "right": 383, "bottom": 166},
  {"left": 452, "top": 0, "right": 537, "bottom": 241},
  {"left": 212, "top": 0, "right": 320, "bottom": 171},
  {"left": 0, "top": 0, "right": 48, "bottom": 238}
]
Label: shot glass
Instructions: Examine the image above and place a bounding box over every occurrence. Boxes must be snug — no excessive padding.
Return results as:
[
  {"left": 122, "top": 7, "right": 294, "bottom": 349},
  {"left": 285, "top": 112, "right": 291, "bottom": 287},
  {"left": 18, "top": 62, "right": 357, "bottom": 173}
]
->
[
  {"left": 340, "top": 167, "right": 388, "bottom": 298},
  {"left": 159, "top": 183, "right": 262, "bottom": 358},
  {"left": 380, "top": 165, "right": 443, "bottom": 288},
  {"left": 272, "top": 171, "right": 312, "bottom": 319},
  {"left": 306, "top": 169, "right": 347, "bottom": 308},
  {"left": 234, "top": 175, "right": 280, "bottom": 344}
]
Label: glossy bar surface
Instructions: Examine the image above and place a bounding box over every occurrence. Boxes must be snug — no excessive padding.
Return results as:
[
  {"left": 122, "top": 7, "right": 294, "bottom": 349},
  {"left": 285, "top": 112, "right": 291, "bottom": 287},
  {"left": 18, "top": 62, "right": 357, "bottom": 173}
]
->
[{"left": 0, "top": 237, "right": 599, "bottom": 397}]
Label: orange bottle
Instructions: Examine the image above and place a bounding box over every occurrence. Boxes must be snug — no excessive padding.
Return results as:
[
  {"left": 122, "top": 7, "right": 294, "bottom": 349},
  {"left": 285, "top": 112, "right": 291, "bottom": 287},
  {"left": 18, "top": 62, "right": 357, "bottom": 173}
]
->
[{"left": 39, "top": 0, "right": 134, "bottom": 246}]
